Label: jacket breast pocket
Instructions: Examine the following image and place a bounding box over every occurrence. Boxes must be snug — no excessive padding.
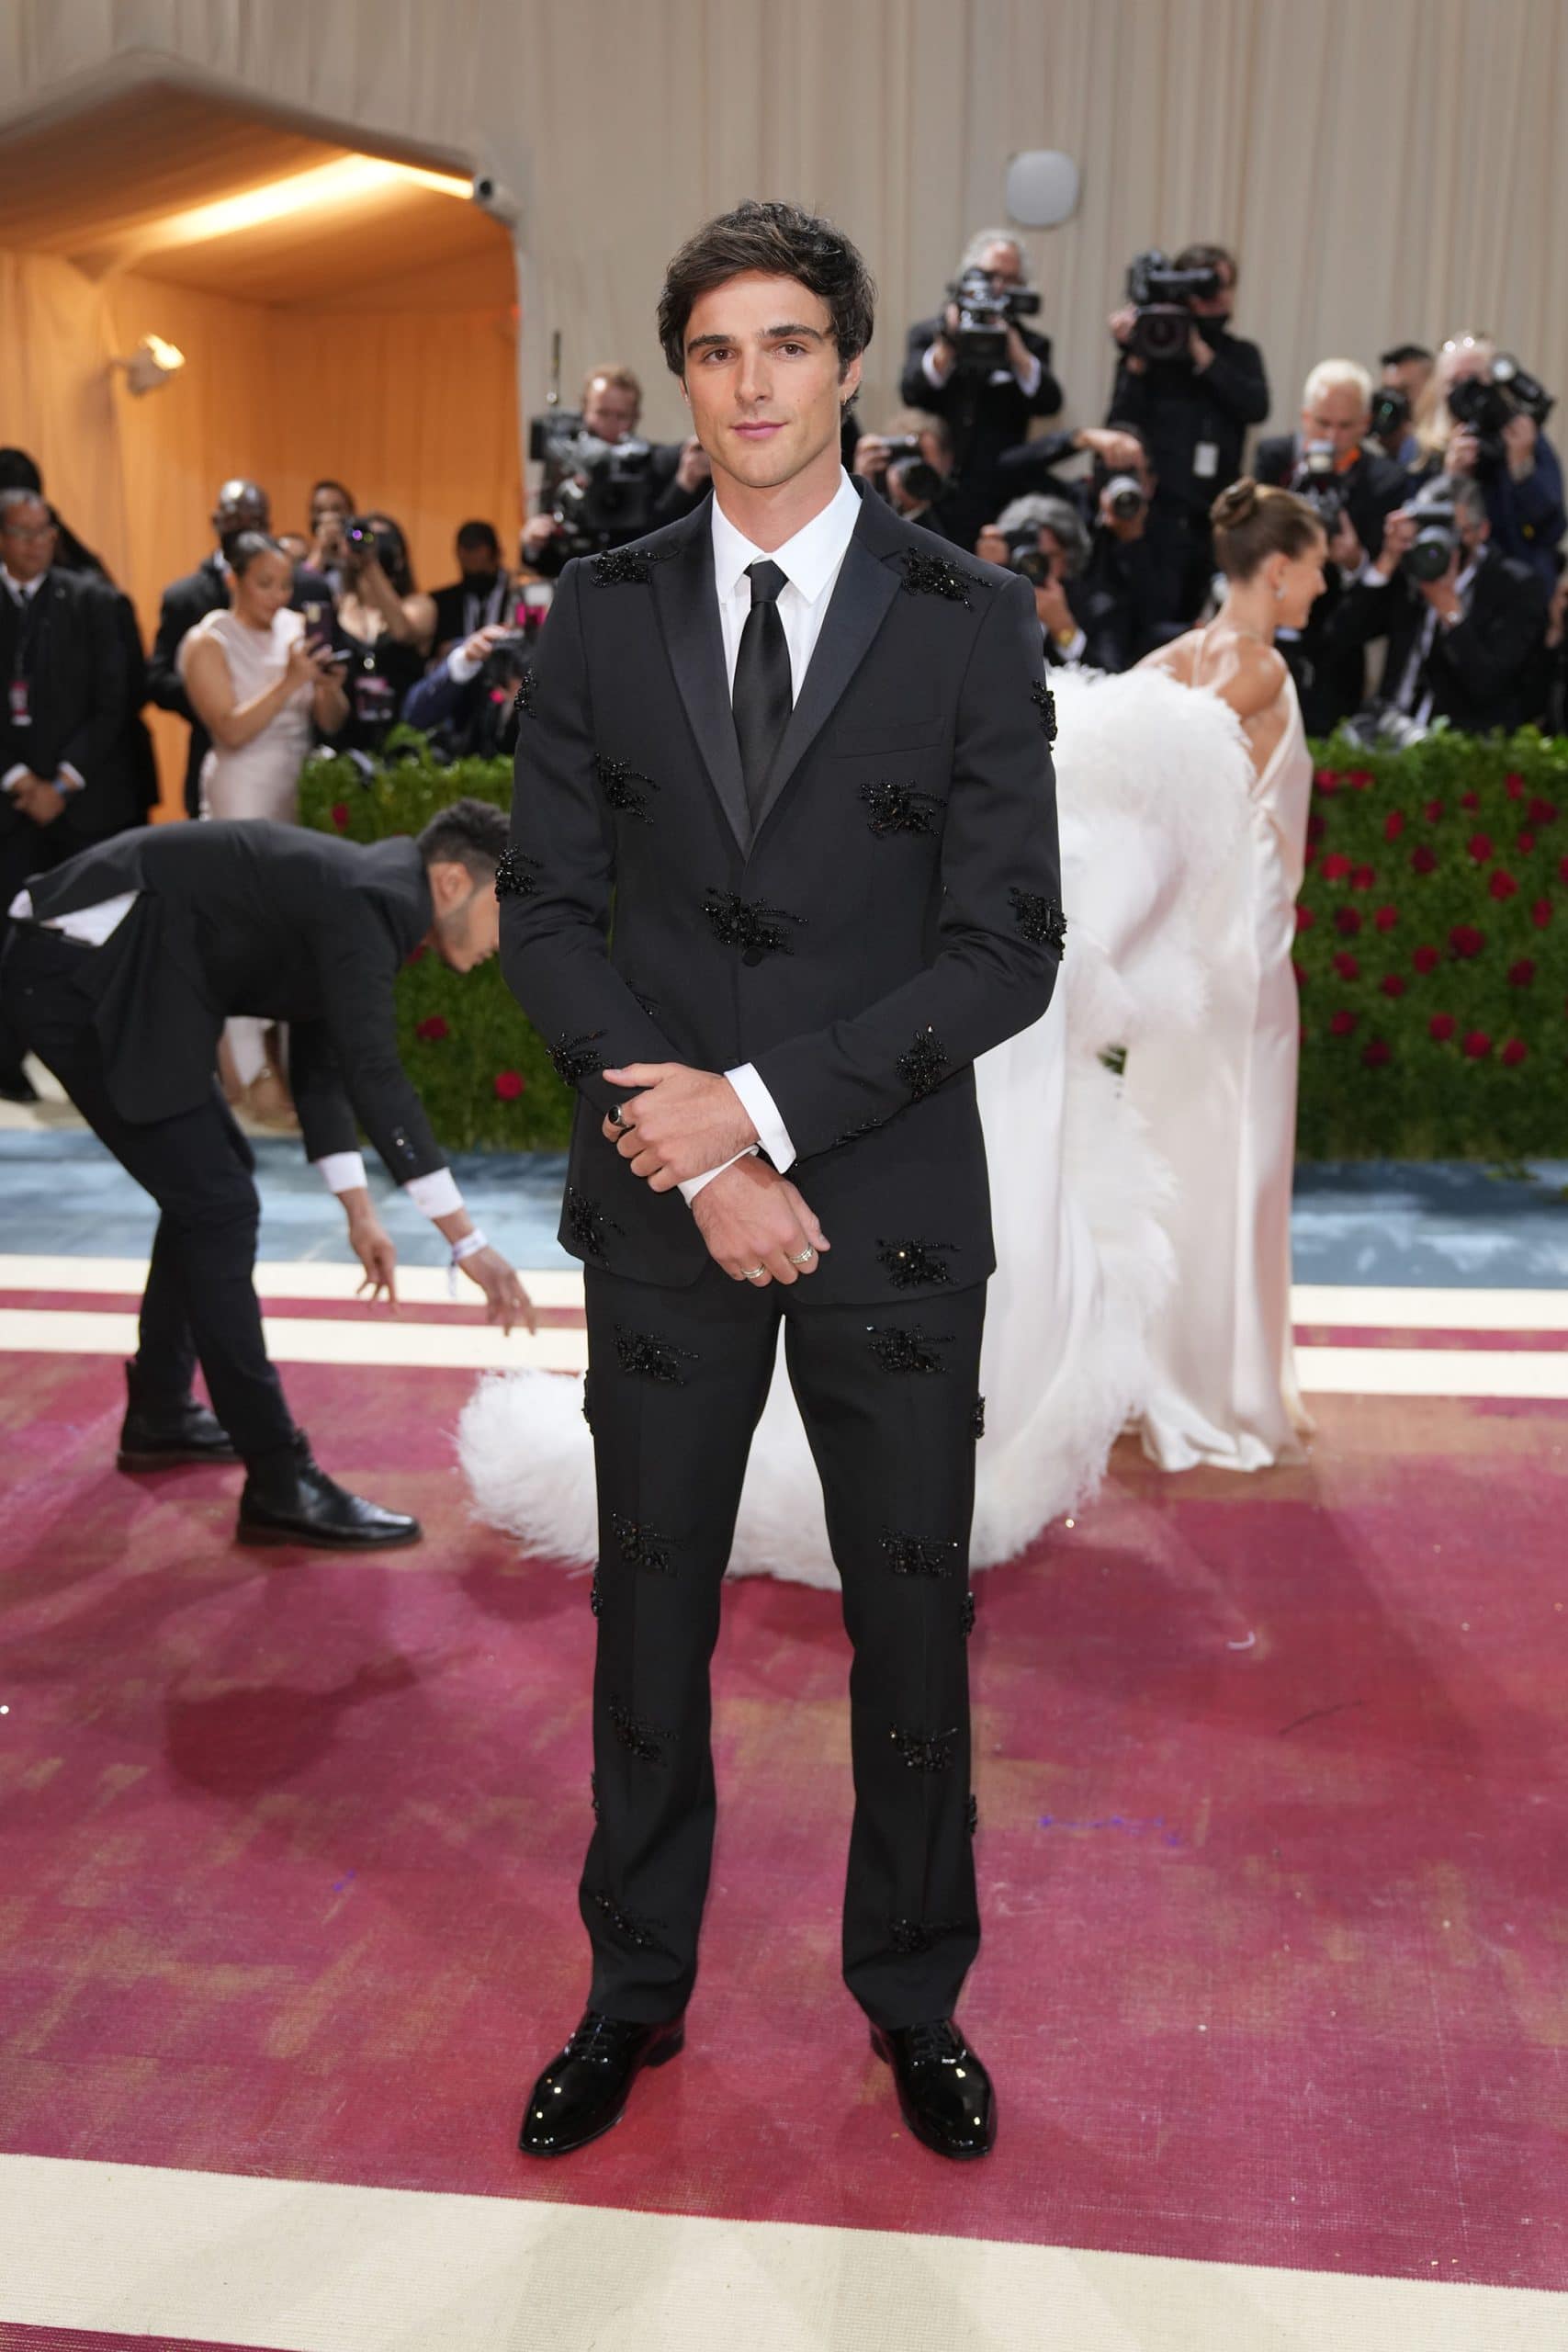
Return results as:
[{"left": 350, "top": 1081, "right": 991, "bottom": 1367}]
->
[{"left": 832, "top": 714, "right": 947, "bottom": 757}]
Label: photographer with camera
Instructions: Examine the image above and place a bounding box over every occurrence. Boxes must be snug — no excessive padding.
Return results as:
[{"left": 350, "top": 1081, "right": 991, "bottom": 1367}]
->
[
  {"left": 1368, "top": 345, "right": 1434, "bottom": 473},
  {"left": 430, "top": 521, "right": 514, "bottom": 657},
  {"left": 1253, "top": 359, "right": 1409, "bottom": 732},
  {"left": 1106, "top": 242, "right": 1269, "bottom": 623},
  {"left": 1413, "top": 333, "right": 1564, "bottom": 594},
  {"left": 333, "top": 511, "right": 435, "bottom": 754},
  {"left": 994, "top": 491, "right": 1153, "bottom": 673},
  {"left": 899, "top": 230, "right": 1064, "bottom": 550},
  {"left": 1335, "top": 472, "right": 1548, "bottom": 737},
  {"left": 522, "top": 365, "right": 710, "bottom": 574},
  {"left": 400, "top": 605, "right": 545, "bottom": 763},
  {"left": 851, "top": 410, "right": 964, "bottom": 541}
]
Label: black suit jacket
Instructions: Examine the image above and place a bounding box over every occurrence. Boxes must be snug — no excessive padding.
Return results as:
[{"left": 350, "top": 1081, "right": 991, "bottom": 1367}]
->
[
  {"left": 1336, "top": 544, "right": 1549, "bottom": 735},
  {"left": 146, "top": 555, "right": 229, "bottom": 816},
  {"left": 20, "top": 823, "right": 446, "bottom": 1179},
  {"left": 501, "top": 484, "right": 1062, "bottom": 1306},
  {"left": 431, "top": 571, "right": 515, "bottom": 653},
  {"left": 0, "top": 570, "right": 142, "bottom": 842},
  {"left": 1107, "top": 330, "right": 1269, "bottom": 517},
  {"left": 900, "top": 318, "right": 1063, "bottom": 545}
]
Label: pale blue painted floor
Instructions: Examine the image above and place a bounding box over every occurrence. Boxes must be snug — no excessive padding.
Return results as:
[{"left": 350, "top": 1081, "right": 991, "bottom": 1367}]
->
[{"left": 3, "top": 1124, "right": 1566, "bottom": 1287}]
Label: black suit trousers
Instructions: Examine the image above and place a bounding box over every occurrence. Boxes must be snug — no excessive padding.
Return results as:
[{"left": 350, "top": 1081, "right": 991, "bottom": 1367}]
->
[
  {"left": 580, "top": 1261, "right": 987, "bottom": 2030},
  {"left": 3, "top": 924, "right": 296, "bottom": 1457}
]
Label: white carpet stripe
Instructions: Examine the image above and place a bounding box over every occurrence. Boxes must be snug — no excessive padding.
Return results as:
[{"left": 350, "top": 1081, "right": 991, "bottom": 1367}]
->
[
  {"left": 0, "top": 2153, "right": 1559, "bottom": 2352},
  {"left": 1293, "top": 1283, "right": 1568, "bottom": 1330}
]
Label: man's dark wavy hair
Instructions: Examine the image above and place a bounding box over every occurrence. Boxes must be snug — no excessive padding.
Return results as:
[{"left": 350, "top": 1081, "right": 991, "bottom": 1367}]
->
[
  {"left": 417, "top": 797, "right": 510, "bottom": 882},
  {"left": 657, "top": 198, "right": 875, "bottom": 379}
]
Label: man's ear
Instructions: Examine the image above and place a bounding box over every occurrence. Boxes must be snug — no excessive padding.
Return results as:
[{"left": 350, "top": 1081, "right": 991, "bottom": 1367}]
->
[{"left": 840, "top": 353, "right": 863, "bottom": 408}]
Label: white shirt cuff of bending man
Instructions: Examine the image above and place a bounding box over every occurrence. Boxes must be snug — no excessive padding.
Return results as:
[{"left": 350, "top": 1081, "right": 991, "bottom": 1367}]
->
[
  {"left": 677, "top": 1064, "right": 796, "bottom": 1204},
  {"left": 313, "top": 1153, "right": 464, "bottom": 1220}
]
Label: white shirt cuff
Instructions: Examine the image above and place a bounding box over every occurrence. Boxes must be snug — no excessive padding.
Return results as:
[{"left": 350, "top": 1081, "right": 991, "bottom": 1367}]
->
[
  {"left": 56, "top": 763, "right": 84, "bottom": 793},
  {"left": 678, "top": 1146, "right": 758, "bottom": 1205},
  {"left": 403, "top": 1166, "right": 464, "bottom": 1218},
  {"left": 1014, "top": 352, "right": 1043, "bottom": 397},
  {"left": 1359, "top": 560, "right": 1395, "bottom": 589},
  {"left": 1055, "top": 626, "right": 1088, "bottom": 665},
  {"left": 920, "top": 342, "right": 948, "bottom": 389},
  {"left": 3, "top": 764, "right": 28, "bottom": 792},
  {"left": 315, "top": 1151, "right": 367, "bottom": 1195},
  {"left": 446, "top": 643, "right": 484, "bottom": 684},
  {"left": 725, "top": 1063, "right": 795, "bottom": 1174}
]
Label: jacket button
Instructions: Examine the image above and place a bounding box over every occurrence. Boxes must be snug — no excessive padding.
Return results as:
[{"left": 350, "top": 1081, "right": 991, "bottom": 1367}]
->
[{"left": 743, "top": 947, "right": 764, "bottom": 967}]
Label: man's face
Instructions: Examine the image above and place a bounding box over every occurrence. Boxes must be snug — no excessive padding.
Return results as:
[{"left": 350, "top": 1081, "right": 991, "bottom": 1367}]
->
[
  {"left": 682, "top": 272, "right": 859, "bottom": 498},
  {"left": 0, "top": 497, "right": 57, "bottom": 584},
  {"left": 458, "top": 537, "right": 500, "bottom": 581},
  {"left": 215, "top": 481, "right": 269, "bottom": 539},
  {"left": 976, "top": 241, "right": 1023, "bottom": 294},
  {"left": 1301, "top": 383, "right": 1369, "bottom": 457},
  {"left": 430, "top": 866, "right": 502, "bottom": 972},
  {"left": 310, "top": 485, "right": 352, "bottom": 536},
  {"left": 1383, "top": 356, "right": 1433, "bottom": 404},
  {"left": 1189, "top": 263, "right": 1235, "bottom": 320},
  {"left": 581, "top": 379, "right": 640, "bottom": 444}
]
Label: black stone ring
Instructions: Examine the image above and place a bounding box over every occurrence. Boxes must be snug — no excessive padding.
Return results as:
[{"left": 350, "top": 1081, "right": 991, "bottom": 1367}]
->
[{"left": 608, "top": 1102, "right": 630, "bottom": 1132}]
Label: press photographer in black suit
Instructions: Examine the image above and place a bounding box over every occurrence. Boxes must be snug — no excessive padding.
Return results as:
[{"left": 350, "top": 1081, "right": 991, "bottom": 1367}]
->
[
  {"left": 503, "top": 199, "right": 1061, "bottom": 2165},
  {"left": 900, "top": 230, "right": 1064, "bottom": 552},
  {"left": 146, "top": 478, "right": 271, "bottom": 818},
  {"left": 1106, "top": 243, "right": 1269, "bottom": 621},
  {"left": 0, "top": 492, "right": 144, "bottom": 1101},
  {"left": 1254, "top": 359, "right": 1409, "bottom": 733},
  {"left": 850, "top": 410, "right": 964, "bottom": 542},
  {"left": 429, "top": 521, "right": 515, "bottom": 656},
  {"left": 1335, "top": 474, "right": 1548, "bottom": 736},
  {"left": 522, "top": 366, "right": 713, "bottom": 578},
  {"left": 2, "top": 804, "right": 532, "bottom": 1544}
]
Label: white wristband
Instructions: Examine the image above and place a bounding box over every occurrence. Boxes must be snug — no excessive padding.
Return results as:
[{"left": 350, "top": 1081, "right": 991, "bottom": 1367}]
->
[{"left": 450, "top": 1227, "right": 489, "bottom": 1263}]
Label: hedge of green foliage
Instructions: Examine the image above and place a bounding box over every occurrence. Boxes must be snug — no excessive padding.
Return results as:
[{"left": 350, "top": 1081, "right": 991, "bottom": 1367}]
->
[{"left": 302, "top": 723, "right": 1568, "bottom": 1161}]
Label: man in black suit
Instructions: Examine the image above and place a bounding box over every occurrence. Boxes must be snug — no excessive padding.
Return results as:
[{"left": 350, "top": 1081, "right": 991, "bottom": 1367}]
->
[
  {"left": 503, "top": 200, "right": 1062, "bottom": 2165},
  {"left": 1254, "top": 359, "right": 1411, "bottom": 733},
  {"left": 146, "top": 479, "right": 270, "bottom": 819},
  {"left": 2, "top": 803, "right": 532, "bottom": 1543},
  {"left": 1335, "top": 474, "right": 1549, "bottom": 735},
  {"left": 429, "top": 521, "right": 515, "bottom": 656},
  {"left": 1105, "top": 242, "right": 1269, "bottom": 620},
  {"left": 900, "top": 230, "right": 1064, "bottom": 552},
  {"left": 0, "top": 491, "right": 144, "bottom": 1100}
]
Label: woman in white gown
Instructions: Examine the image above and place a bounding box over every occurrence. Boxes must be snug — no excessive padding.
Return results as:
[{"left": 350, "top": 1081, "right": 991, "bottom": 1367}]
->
[
  {"left": 180, "top": 533, "right": 347, "bottom": 1118},
  {"left": 1126, "top": 478, "right": 1326, "bottom": 1471}
]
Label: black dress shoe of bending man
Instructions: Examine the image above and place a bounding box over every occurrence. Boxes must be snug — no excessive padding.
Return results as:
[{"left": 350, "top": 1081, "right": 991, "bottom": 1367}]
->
[
  {"left": 872, "top": 2018, "right": 996, "bottom": 2160},
  {"left": 118, "top": 1363, "right": 242, "bottom": 1470},
  {"left": 237, "top": 1431, "right": 422, "bottom": 1550},
  {"left": 519, "top": 2010, "right": 684, "bottom": 2157}
]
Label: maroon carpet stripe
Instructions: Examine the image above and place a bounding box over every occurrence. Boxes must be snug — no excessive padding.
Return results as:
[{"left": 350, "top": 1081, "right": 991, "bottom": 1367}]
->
[{"left": 1293, "top": 1323, "right": 1568, "bottom": 1351}]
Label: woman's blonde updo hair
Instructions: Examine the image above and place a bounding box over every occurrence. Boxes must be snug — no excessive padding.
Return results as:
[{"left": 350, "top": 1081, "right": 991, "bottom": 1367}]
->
[{"left": 1210, "top": 478, "right": 1324, "bottom": 581}]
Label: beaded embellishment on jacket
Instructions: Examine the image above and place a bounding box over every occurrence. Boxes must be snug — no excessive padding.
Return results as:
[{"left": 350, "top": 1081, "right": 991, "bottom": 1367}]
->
[
  {"left": 865, "top": 1324, "right": 953, "bottom": 1375},
  {"left": 703, "top": 889, "right": 806, "bottom": 962},
  {"left": 899, "top": 549, "right": 977, "bottom": 605},
  {"left": 494, "top": 848, "right": 541, "bottom": 899},
  {"left": 513, "top": 668, "right": 536, "bottom": 719},
  {"left": 877, "top": 1238, "right": 957, "bottom": 1289},
  {"left": 889, "top": 1723, "right": 958, "bottom": 1773},
  {"left": 970, "top": 1395, "right": 987, "bottom": 1441},
  {"left": 1031, "top": 677, "right": 1057, "bottom": 741},
  {"left": 1009, "top": 887, "right": 1067, "bottom": 956},
  {"left": 590, "top": 545, "right": 675, "bottom": 587},
  {"left": 962, "top": 1590, "right": 976, "bottom": 1637},
  {"left": 879, "top": 1531, "right": 962, "bottom": 1578},
  {"left": 589, "top": 1574, "right": 603, "bottom": 1618},
  {"left": 589, "top": 1890, "right": 669, "bottom": 1951},
  {"left": 614, "top": 1325, "right": 697, "bottom": 1385},
  {"left": 890, "top": 1917, "right": 964, "bottom": 1956},
  {"left": 897, "top": 1025, "right": 949, "bottom": 1100},
  {"left": 564, "top": 1186, "right": 622, "bottom": 1262},
  {"left": 861, "top": 780, "right": 942, "bottom": 838},
  {"left": 595, "top": 754, "right": 660, "bottom": 821},
  {"left": 551, "top": 1031, "right": 608, "bottom": 1087},
  {"left": 610, "top": 1513, "right": 675, "bottom": 1576},
  {"left": 607, "top": 1694, "right": 670, "bottom": 1765}
]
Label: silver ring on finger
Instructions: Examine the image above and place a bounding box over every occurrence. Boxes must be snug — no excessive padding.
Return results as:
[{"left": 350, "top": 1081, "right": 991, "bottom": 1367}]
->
[
  {"left": 787, "top": 1247, "right": 816, "bottom": 1265},
  {"left": 608, "top": 1102, "right": 630, "bottom": 1132},
  {"left": 740, "top": 1264, "right": 768, "bottom": 1283}
]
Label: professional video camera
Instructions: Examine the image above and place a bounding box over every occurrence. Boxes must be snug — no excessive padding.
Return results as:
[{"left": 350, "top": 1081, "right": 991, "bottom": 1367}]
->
[
  {"left": 1367, "top": 386, "right": 1411, "bottom": 459},
  {"left": 1292, "top": 441, "right": 1348, "bottom": 532},
  {"left": 1400, "top": 484, "right": 1461, "bottom": 584},
  {"left": 1100, "top": 471, "right": 1147, "bottom": 523},
  {"left": 882, "top": 435, "right": 947, "bottom": 509},
  {"left": 942, "top": 265, "right": 1041, "bottom": 374},
  {"left": 1447, "top": 355, "right": 1555, "bottom": 469},
  {"left": 527, "top": 409, "right": 661, "bottom": 558},
  {"left": 1122, "top": 250, "right": 1224, "bottom": 367}
]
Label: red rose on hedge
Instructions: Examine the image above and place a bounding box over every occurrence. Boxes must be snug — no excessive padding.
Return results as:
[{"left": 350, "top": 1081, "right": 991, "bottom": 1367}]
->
[
  {"left": 415, "top": 1015, "right": 449, "bottom": 1042},
  {"left": 1505, "top": 772, "right": 1525, "bottom": 799},
  {"left": 1529, "top": 796, "right": 1557, "bottom": 826},
  {"left": 1336, "top": 907, "right": 1362, "bottom": 935},
  {"left": 1531, "top": 897, "right": 1551, "bottom": 928},
  {"left": 1461, "top": 789, "right": 1479, "bottom": 809},
  {"left": 1423, "top": 798, "right": 1444, "bottom": 821},
  {"left": 1373, "top": 904, "right": 1398, "bottom": 932},
  {"left": 1429, "top": 1013, "right": 1456, "bottom": 1041},
  {"left": 1501, "top": 1038, "right": 1528, "bottom": 1067},
  {"left": 1466, "top": 832, "right": 1493, "bottom": 863},
  {"left": 1295, "top": 905, "right": 1316, "bottom": 933},
  {"left": 1332, "top": 951, "right": 1359, "bottom": 978},
  {"left": 331, "top": 802, "right": 349, "bottom": 830},
  {"left": 1508, "top": 958, "right": 1536, "bottom": 986},
  {"left": 1362, "top": 1038, "right": 1392, "bottom": 1067},
  {"left": 1461, "top": 1031, "right": 1492, "bottom": 1058},
  {"left": 1330, "top": 1010, "right": 1358, "bottom": 1036},
  {"left": 1450, "top": 924, "right": 1483, "bottom": 957},
  {"left": 1383, "top": 811, "right": 1405, "bottom": 842},
  {"left": 1412, "top": 845, "right": 1438, "bottom": 874},
  {"left": 1314, "top": 767, "right": 1341, "bottom": 793},
  {"left": 1350, "top": 863, "right": 1376, "bottom": 891},
  {"left": 1381, "top": 974, "right": 1406, "bottom": 997},
  {"left": 1348, "top": 767, "right": 1374, "bottom": 791},
  {"left": 1489, "top": 868, "right": 1518, "bottom": 900},
  {"left": 493, "top": 1070, "right": 525, "bottom": 1100},
  {"left": 1518, "top": 831, "right": 1537, "bottom": 854},
  {"left": 1412, "top": 944, "right": 1439, "bottom": 972},
  {"left": 1323, "top": 852, "right": 1352, "bottom": 881}
]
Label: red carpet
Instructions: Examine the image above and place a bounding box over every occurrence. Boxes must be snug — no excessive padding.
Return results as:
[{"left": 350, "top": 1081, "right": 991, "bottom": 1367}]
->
[{"left": 0, "top": 1353, "right": 1562, "bottom": 2291}]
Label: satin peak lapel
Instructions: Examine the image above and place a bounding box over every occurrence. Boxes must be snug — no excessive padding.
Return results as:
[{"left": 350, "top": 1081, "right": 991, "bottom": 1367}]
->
[
  {"left": 752, "top": 536, "right": 901, "bottom": 835},
  {"left": 651, "top": 524, "right": 750, "bottom": 853}
]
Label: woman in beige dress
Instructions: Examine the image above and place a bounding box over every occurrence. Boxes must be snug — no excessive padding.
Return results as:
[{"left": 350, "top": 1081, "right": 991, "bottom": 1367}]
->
[
  {"left": 1128, "top": 481, "right": 1327, "bottom": 1471},
  {"left": 180, "top": 534, "right": 348, "bottom": 1116}
]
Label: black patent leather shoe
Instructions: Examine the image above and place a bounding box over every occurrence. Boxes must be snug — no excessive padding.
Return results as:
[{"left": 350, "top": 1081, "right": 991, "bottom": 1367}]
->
[
  {"left": 118, "top": 1364, "right": 241, "bottom": 1470},
  {"left": 872, "top": 2018, "right": 996, "bottom": 2160},
  {"left": 237, "top": 1431, "right": 422, "bottom": 1550},
  {"left": 519, "top": 2009, "right": 684, "bottom": 2157}
]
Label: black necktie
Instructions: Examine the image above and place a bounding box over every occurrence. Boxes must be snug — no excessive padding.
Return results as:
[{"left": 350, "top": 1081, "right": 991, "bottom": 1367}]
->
[{"left": 731, "top": 559, "right": 793, "bottom": 826}]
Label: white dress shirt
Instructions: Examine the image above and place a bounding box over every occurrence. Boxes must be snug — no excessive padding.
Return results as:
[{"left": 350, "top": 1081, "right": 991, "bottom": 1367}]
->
[{"left": 679, "top": 469, "right": 863, "bottom": 1204}]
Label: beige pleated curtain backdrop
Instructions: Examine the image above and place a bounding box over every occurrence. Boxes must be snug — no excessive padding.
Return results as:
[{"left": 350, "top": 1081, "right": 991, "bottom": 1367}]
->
[{"left": 5, "top": 0, "right": 1567, "bottom": 518}]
